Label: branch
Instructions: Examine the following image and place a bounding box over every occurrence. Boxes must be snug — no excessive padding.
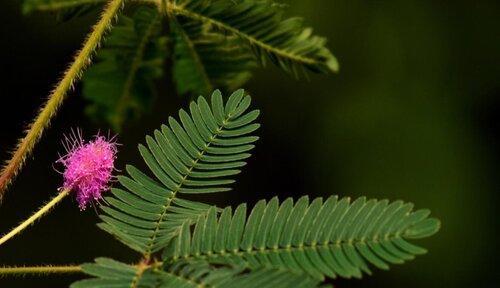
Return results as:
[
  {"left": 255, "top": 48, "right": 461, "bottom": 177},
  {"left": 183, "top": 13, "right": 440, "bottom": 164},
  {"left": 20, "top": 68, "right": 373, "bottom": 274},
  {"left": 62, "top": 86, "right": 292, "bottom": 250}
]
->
[
  {"left": 0, "top": 261, "right": 159, "bottom": 278},
  {"left": 0, "top": 0, "right": 125, "bottom": 199},
  {"left": 0, "top": 189, "right": 70, "bottom": 247},
  {"left": 0, "top": 265, "right": 82, "bottom": 277}
]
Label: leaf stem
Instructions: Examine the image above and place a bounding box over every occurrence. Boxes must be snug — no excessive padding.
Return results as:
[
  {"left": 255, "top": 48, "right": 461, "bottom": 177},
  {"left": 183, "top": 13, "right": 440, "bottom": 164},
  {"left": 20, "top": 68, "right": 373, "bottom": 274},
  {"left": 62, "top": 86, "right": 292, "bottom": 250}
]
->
[
  {"left": 142, "top": 118, "right": 227, "bottom": 259},
  {"left": 167, "top": 3, "right": 321, "bottom": 67},
  {"left": 0, "top": 189, "right": 70, "bottom": 247},
  {"left": 0, "top": 0, "right": 125, "bottom": 199},
  {"left": 0, "top": 265, "right": 82, "bottom": 277}
]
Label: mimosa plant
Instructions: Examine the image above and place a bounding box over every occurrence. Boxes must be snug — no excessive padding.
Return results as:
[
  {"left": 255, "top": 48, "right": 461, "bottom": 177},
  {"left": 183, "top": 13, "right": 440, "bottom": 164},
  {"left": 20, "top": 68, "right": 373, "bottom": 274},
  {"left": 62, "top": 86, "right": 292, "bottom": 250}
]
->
[{"left": 0, "top": 1, "right": 440, "bottom": 287}]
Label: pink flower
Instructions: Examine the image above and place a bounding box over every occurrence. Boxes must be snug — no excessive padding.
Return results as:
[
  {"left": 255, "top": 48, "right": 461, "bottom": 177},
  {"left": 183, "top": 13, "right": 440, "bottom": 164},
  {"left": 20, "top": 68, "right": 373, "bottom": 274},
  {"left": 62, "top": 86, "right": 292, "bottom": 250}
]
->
[{"left": 57, "top": 130, "right": 117, "bottom": 210}]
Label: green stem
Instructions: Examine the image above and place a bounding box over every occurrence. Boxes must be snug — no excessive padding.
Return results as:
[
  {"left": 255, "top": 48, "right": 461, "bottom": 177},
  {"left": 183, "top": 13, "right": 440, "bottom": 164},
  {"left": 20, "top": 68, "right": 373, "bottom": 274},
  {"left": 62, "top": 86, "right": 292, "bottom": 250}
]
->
[
  {"left": 167, "top": 3, "right": 321, "bottom": 67},
  {"left": 130, "top": 260, "right": 151, "bottom": 288},
  {"left": 0, "top": 261, "right": 161, "bottom": 278},
  {"left": 0, "top": 189, "right": 70, "bottom": 247},
  {"left": 0, "top": 0, "right": 125, "bottom": 199},
  {"left": 142, "top": 120, "right": 227, "bottom": 259},
  {"left": 0, "top": 265, "right": 82, "bottom": 277}
]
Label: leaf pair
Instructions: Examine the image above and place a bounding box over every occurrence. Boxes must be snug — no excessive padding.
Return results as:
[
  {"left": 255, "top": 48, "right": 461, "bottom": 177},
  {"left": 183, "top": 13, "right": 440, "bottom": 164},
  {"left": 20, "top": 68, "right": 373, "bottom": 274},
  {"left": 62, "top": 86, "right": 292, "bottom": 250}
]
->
[{"left": 77, "top": 90, "right": 440, "bottom": 287}]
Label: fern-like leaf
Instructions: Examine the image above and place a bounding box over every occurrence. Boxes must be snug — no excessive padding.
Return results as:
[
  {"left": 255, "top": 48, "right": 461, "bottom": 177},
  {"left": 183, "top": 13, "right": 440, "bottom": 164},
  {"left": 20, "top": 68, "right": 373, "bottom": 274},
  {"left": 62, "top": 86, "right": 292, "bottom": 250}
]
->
[
  {"left": 71, "top": 258, "right": 322, "bottom": 288},
  {"left": 158, "top": 260, "right": 322, "bottom": 288},
  {"left": 70, "top": 258, "right": 159, "bottom": 288},
  {"left": 170, "top": 0, "right": 339, "bottom": 76},
  {"left": 164, "top": 196, "right": 440, "bottom": 280},
  {"left": 83, "top": 7, "right": 167, "bottom": 131},
  {"left": 171, "top": 18, "right": 257, "bottom": 96},
  {"left": 99, "top": 89, "right": 260, "bottom": 257}
]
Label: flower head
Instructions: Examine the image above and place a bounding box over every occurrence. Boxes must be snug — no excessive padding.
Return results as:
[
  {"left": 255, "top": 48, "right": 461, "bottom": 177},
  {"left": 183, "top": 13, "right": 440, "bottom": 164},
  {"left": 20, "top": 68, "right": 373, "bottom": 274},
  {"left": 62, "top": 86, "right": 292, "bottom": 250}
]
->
[{"left": 57, "top": 130, "right": 117, "bottom": 210}]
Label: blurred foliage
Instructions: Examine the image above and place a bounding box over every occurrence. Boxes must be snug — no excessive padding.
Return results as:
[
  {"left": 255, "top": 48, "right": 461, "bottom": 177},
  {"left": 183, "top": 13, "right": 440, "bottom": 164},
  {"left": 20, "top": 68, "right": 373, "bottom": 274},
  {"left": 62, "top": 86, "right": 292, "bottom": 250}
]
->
[
  {"left": 171, "top": 18, "right": 256, "bottom": 96},
  {"left": 83, "top": 7, "right": 167, "bottom": 132},
  {"left": 22, "top": 0, "right": 103, "bottom": 20},
  {"left": 23, "top": 0, "right": 339, "bottom": 131}
]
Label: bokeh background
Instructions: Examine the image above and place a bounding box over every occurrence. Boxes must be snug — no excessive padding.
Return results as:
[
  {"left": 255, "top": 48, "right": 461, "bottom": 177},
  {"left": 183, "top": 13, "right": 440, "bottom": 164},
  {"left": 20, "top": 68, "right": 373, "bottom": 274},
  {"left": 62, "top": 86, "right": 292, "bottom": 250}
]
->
[{"left": 1, "top": 0, "right": 499, "bottom": 287}]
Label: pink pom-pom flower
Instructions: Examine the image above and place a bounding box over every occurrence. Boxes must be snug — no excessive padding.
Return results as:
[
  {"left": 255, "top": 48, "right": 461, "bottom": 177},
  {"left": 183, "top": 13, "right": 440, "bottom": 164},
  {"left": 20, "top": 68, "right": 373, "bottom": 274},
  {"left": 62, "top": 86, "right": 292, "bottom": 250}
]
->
[{"left": 57, "top": 130, "right": 118, "bottom": 210}]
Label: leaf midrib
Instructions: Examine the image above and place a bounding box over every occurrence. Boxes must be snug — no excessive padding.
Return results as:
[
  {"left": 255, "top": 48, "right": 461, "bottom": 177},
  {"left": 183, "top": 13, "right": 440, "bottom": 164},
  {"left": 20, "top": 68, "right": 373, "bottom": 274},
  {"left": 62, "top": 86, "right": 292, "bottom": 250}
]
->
[
  {"left": 170, "top": 233, "right": 411, "bottom": 262},
  {"left": 161, "top": 269, "right": 209, "bottom": 287},
  {"left": 143, "top": 111, "right": 235, "bottom": 258},
  {"left": 129, "top": 263, "right": 148, "bottom": 288},
  {"left": 169, "top": 3, "right": 322, "bottom": 67}
]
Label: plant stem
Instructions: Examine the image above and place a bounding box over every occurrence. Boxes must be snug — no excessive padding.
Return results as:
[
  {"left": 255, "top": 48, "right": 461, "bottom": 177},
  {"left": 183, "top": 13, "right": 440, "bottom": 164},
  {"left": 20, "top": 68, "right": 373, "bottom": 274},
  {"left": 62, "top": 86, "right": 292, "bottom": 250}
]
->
[
  {"left": 0, "top": 0, "right": 125, "bottom": 200},
  {"left": 0, "top": 265, "right": 82, "bottom": 277},
  {"left": 0, "top": 189, "right": 70, "bottom": 247}
]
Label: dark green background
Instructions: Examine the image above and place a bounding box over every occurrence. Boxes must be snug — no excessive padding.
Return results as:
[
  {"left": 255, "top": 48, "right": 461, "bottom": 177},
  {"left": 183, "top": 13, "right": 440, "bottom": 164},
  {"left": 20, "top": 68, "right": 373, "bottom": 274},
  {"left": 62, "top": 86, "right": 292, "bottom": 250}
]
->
[{"left": 1, "top": 0, "right": 499, "bottom": 287}]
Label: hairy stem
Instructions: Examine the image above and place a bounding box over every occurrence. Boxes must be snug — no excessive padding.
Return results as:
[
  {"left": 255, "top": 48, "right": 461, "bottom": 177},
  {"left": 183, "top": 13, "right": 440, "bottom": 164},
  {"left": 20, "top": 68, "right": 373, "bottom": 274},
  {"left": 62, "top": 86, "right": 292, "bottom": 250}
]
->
[
  {"left": 0, "top": 261, "right": 161, "bottom": 278},
  {"left": 130, "top": 260, "right": 151, "bottom": 288},
  {"left": 0, "top": 265, "right": 82, "bottom": 277},
  {"left": 0, "top": 0, "right": 125, "bottom": 199},
  {"left": 0, "top": 189, "right": 70, "bottom": 247}
]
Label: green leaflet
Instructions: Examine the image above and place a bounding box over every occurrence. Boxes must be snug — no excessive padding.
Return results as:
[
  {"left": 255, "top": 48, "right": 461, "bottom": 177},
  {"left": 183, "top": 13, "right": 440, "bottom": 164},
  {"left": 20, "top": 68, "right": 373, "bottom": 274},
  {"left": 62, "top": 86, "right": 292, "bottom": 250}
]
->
[
  {"left": 170, "top": 0, "right": 339, "bottom": 76},
  {"left": 70, "top": 258, "right": 158, "bottom": 288},
  {"left": 171, "top": 17, "right": 257, "bottom": 96},
  {"left": 99, "top": 90, "right": 260, "bottom": 256},
  {"left": 71, "top": 258, "right": 322, "bottom": 288},
  {"left": 164, "top": 196, "right": 441, "bottom": 280},
  {"left": 83, "top": 7, "right": 167, "bottom": 131},
  {"left": 158, "top": 260, "right": 322, "bottom": 288}
]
